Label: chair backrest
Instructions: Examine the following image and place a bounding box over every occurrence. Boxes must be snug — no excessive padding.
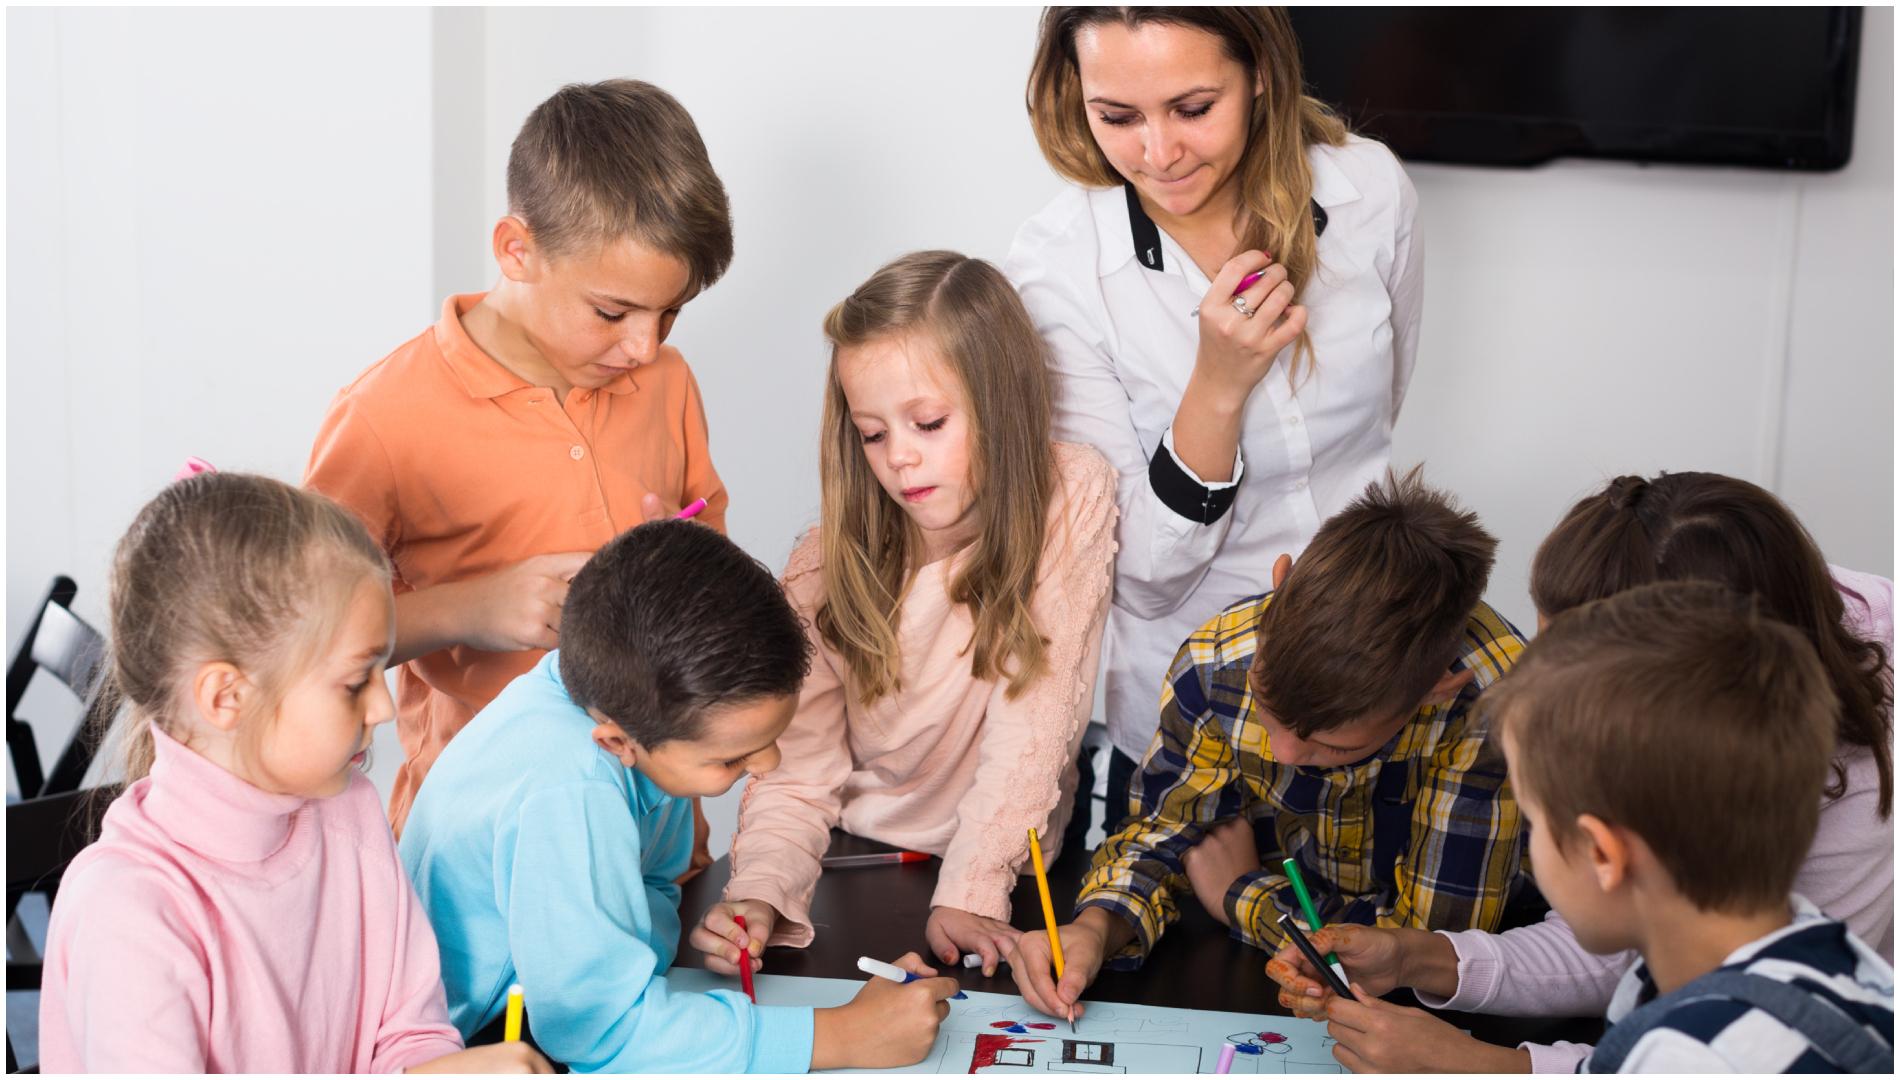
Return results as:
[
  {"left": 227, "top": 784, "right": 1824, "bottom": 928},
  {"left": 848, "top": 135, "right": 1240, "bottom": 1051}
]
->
[
  {"left": 8, "top": 578, "right": 110, "bottom": 799},
  {"left": 6, "top": 577, "right": 79, "bottom": 717},
  {"left": 29, "top": 604, "right": 105, "bottom": 705}
]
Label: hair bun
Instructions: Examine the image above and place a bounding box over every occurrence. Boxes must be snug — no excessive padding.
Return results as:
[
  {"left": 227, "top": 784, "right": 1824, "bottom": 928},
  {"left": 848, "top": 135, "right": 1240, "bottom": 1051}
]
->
[{"left": 1607, "top": 475, "right": 1649, "bottom": 510}]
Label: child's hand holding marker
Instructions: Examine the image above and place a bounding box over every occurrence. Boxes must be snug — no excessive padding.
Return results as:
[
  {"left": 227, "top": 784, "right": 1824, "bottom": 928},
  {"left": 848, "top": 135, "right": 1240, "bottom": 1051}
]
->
[
  {"left": 810, "top": 953, "right": 959, "bottom": 1071},
  {"left": 1264, "top": 923, "right": 1429, "bottom": 1017},
  {"left": 689, "top": 899, "right": 779, "bottom": 976}
]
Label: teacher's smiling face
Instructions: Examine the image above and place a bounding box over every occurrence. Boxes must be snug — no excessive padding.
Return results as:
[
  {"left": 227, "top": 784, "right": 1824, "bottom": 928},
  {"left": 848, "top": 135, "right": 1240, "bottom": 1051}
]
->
[{"left": 1074, "top": 20, "right": 1259, "bottom": 223}]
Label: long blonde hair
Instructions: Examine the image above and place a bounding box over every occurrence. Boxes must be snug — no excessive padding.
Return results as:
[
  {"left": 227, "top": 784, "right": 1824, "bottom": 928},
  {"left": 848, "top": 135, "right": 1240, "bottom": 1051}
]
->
[
  {"left": 817, "top": 251, "right": 1054, "bottom": 704},
  {"left": 94, "top": 472, "right": 390, "bottom": 785},
  {"left": 1027, "top": 6, "right": 1349, "bottom": 379}
]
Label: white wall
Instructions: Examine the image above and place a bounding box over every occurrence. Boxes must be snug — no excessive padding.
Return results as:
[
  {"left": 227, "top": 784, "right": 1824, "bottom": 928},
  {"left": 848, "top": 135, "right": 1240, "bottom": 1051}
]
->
[
  {"left": 8, "top": 8, "right": 1892, "bottom": 834},
  {"left": 6, "top": 6, "right": 437, "bottom": 635},
  {"left": 1398, "top": 3, "right": 1895, "bottom": 628}
]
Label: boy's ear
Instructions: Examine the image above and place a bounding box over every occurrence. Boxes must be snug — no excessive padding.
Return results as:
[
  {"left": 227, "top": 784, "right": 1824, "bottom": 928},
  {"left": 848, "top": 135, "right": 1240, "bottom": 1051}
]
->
[
  {"left": 492, "top": 216, "right": 541, "bottom": 284},
  {"left": 190, "top": 662, "right": 249, "bottom": 734},
  {"left": 1577, "top": 813, "right": 1629, "bottom": 893},
  {"left": 1418, "top": 667, "right": 1476, "bottom": 709},
  {"left": 1270, "top": 552, "right": 1293, "bottom": 591},
  {"left": 589, "top": 717, "right": 642, "bottom": 768}
]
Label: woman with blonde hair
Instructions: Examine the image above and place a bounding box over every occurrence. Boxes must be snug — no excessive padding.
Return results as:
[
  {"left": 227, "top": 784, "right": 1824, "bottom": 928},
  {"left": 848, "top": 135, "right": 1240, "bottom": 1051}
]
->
[
  {"left": 691, "top": 251, "right": 1118, "bottom": 976},
  {"left": 1006, "top": 7, "right": 1426, "bottom": 817}
]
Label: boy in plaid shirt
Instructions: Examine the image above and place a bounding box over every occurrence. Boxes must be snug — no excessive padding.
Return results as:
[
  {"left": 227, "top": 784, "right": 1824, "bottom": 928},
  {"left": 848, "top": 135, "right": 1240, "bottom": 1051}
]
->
[{"left": 1010, "top": 470, "right": 1532, "bottom": 1020}]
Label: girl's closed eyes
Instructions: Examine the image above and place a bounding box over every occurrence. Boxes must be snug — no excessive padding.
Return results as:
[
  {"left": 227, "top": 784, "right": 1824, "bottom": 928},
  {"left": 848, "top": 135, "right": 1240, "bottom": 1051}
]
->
[{"left": 1097, "top": 101, "right": 1215, "bottom": 127}]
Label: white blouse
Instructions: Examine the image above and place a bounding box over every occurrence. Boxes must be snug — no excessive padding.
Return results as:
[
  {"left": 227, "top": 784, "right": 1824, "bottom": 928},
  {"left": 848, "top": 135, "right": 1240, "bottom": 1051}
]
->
[{"left": 1004, "top": 134, "right": 1424, "bottom": 760}]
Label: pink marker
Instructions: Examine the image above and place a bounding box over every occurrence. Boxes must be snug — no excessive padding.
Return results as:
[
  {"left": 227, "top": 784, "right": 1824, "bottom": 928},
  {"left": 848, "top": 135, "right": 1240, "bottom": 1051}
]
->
[
  {"left": 1191, "top": 257, "right": 1275, "bottom": 319},
  {"left": 676, "top": 497, "right": 708, "bottom": 521}
]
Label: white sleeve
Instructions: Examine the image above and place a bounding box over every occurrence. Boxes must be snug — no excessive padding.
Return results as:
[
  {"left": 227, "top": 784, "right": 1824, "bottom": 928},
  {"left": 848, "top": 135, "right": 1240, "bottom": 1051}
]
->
[
  {"left": 1415, "top": 909, "right": 1633, "bottom": 1016},
  {"left": 1384, "top": 153, "right": 1424, "bottom": 422},
  {"left": 1007, "top": 237, "right": 1238, "bottom": 621}
]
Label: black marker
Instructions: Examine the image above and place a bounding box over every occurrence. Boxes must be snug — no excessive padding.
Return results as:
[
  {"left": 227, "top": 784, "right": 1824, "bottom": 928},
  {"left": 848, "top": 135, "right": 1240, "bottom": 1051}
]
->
[{"left": 1278, "top": 912, "right": 1353, "bottom": 998}]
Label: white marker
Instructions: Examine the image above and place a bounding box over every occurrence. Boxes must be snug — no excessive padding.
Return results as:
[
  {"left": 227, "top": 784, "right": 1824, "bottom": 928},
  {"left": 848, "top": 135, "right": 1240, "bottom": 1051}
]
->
[
  {"left": 961, "top": 953, "right": 986, "bottom": 969},
  {"left": 857, "top": 955, "right": 966, "bottom": 999}
]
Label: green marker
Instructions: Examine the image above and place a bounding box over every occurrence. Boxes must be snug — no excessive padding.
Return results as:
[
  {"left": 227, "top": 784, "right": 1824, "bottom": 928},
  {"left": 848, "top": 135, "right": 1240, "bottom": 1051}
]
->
[{"left": 1282, "top": 857, "right": 1350, "bottom": 986}]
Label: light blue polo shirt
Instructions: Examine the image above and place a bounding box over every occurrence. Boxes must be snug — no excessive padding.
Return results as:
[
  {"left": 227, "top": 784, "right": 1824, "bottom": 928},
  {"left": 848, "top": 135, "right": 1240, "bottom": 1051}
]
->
[{"left": 400, "top": 651, "right": 813, "bottom": 1073}]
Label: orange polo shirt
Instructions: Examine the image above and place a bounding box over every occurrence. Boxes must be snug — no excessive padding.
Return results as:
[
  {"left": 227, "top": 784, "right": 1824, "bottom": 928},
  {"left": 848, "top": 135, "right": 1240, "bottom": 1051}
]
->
[{"left": 306, "top": 293, "right": 728, "bottom": 832}]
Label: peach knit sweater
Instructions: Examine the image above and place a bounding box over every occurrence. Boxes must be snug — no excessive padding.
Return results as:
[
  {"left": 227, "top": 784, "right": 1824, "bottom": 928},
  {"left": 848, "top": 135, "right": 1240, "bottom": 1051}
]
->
[{"left": 725, "top": 443, "right": 1118, "bottom": 944}]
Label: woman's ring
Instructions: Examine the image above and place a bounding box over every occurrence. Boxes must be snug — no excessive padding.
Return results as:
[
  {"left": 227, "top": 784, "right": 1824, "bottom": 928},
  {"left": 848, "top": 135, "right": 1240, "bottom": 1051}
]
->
[{"left": 1231, "top": 296, "right": 1256, "bottom": 319}]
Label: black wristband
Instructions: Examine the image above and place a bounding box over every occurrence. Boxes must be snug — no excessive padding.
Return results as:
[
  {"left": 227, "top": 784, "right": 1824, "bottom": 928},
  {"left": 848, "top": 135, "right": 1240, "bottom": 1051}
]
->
[{"left": 1149, "top": 440, "right": 1238, "bottom": 524}]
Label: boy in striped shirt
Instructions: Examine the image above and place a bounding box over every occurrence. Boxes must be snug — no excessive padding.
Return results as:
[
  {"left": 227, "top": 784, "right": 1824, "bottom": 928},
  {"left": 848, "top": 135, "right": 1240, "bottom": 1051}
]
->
[{"left": 1283, "top": 582, "right": 1893, "bottom": 1073}]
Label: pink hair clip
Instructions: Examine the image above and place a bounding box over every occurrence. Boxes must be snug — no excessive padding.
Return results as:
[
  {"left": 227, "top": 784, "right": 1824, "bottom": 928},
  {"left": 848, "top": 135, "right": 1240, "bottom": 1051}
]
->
[{"left": 173, "top": 456, "right": 217, "bottom": 481}]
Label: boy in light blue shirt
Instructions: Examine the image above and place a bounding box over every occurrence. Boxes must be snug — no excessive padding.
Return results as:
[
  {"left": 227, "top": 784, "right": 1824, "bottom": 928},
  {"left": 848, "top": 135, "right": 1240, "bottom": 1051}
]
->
[{"left": 401, "top": 520, "right": 958, "bottom": 1072}]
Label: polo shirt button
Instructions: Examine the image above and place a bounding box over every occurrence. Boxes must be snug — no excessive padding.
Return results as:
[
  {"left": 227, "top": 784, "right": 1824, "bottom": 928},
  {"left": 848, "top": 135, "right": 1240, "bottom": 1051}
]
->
[
  {"left": 1294, "top": 477, "right": 1308, "bottom": 491},
  {"left": 570, "top": 445, "right": 585, "bottom": 461}
]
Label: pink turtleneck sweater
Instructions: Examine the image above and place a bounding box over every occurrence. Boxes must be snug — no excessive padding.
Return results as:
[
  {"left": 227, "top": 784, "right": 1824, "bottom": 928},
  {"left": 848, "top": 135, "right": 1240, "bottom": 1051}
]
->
[{"left": 39, "top": 725, "right": 463, "bottom": 1072}]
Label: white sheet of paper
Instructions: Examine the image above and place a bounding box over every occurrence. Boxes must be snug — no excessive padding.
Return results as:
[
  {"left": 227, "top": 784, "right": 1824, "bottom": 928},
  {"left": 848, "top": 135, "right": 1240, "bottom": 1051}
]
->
[{"left": 667, "top": 968, "right": 1343, "bottom": 1074}]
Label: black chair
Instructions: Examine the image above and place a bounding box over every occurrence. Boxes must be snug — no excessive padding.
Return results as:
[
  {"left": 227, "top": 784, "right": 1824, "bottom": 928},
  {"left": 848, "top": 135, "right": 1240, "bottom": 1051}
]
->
[
  {"left": 7, "top": 577, "right": 109, "bottom": 799},
  {"left": 6, "top": 785, "right": 115, "bottom": 1073}
]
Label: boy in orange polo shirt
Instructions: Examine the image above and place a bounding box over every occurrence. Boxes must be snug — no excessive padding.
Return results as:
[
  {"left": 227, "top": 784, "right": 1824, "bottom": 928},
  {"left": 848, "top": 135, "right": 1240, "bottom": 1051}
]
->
[{"left": 307, "top": 80, "right": 731, "bottom": 861}]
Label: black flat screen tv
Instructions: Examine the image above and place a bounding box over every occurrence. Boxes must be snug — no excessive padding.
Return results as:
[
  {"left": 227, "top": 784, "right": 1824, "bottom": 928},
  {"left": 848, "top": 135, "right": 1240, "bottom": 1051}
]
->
[{"left": 1289, "top": 7, "right": 1862, "bottom": 171}]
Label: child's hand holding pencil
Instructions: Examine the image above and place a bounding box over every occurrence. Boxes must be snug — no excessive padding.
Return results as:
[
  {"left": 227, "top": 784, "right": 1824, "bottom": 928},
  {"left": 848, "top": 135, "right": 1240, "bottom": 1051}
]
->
[{"left": 1007, "top": 917, "right": 1108, "bottom": 1023}]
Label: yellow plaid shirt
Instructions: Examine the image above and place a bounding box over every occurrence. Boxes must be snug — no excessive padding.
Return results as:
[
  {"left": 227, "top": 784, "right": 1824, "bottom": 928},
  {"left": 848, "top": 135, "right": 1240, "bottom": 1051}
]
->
[{"left": 1080, "top": 591, "right": 1529, "bottom": 963}]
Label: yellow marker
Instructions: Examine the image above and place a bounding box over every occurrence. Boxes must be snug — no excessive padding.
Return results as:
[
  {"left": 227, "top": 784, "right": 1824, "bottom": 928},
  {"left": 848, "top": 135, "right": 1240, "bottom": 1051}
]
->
[
  {"left": 1027, "top": 828, "right": 1074, "bottom": 1030},
  {"left": 504, "top": 983, "right": 524, "bottom": 1043}
]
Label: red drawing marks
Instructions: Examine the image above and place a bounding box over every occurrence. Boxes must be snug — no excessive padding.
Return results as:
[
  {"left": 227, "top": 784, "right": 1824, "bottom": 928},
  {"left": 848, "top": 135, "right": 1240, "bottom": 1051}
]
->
[
  {"left": 733, "top": 915, "right": 757, "bottom": 1003},
  {"left": 970, "top": 1033, "right": 1046, "bottom": 1072}
]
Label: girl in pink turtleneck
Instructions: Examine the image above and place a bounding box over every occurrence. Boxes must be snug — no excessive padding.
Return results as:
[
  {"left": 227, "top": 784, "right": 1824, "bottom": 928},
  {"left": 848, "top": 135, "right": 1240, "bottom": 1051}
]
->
[{"left": 39, "top": 472, "right": 547, "bottom": 1074}]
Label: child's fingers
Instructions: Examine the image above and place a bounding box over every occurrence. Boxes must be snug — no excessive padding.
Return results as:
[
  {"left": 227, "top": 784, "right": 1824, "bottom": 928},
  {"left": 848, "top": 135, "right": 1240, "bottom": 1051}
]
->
[
  {"left": 1055, "top": 963, "right": 1092, "bottom": 1013},
  {"left": 978, "top": 939, "right": 1002, "bottom": 976},
  {"left": 1013, "top": 943, "right": 1064, "bottom": 1017},
  {"left": 1322, "top": 993, "right": 1376, "bottom": 1034},
  {"left": 1265, "top": 953, "right": 1322, "bottom": 991},
  {"left": 1329, "top": 1034, "right": 1370, "bottom": 1074},
  {"left": 891, "top": 950, "right": 940, "bottom": 978},
  {"left": 539, "top": 550, "right": 594, "bottom": 581},
  {"left": 924, "top": 919, "right": 959, "bottom": 966}
]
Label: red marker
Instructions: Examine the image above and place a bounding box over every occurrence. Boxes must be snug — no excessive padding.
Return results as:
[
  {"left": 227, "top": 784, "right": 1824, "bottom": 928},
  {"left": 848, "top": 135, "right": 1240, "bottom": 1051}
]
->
[
  {"left": 821, "top": 850, "right": 930, "bottom": 868},
  {"left": 733, "top": 914, "right": 757, "bottom": 1003}
]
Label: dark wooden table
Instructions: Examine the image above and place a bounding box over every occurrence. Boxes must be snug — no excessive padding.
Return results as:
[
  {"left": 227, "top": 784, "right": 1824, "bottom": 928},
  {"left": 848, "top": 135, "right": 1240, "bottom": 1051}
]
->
[{"left": 680, "top": 831, "right": 1604, "bottom": 1053}]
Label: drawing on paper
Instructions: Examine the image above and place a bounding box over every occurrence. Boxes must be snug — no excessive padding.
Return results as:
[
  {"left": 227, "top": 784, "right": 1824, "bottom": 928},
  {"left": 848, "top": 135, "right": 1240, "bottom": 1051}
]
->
[
  {"left": 663, "top": 967, "right": 1341, "bottom": 1073},
  {"left": 961, "top": 1033, "right": 1199, "bottom": 1073},
  {"left": 960, "top": 1002, "right": 1189, "bottom": 1038}
]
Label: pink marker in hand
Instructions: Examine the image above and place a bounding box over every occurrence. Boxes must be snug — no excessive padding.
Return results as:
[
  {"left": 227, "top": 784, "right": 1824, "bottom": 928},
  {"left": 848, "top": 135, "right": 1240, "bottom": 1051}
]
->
[
  {"left": 1191, "top": 257, "right": 1275, "bottom": 319},
  {"left": 676, "top": 497, "right": 708, "bottom": 521}
]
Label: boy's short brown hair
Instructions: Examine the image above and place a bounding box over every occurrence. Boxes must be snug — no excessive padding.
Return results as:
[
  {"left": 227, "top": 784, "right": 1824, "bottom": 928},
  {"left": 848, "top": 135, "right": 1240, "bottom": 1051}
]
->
[
  {"left": 507, "top": 79, "right": 734, "bottom": 295},
  {"left": 1249, "top": 468, "right": 1497, "bottom": 737},
  {"left": 1487, "top": 581, "right": 1836, "bottom": 913}
]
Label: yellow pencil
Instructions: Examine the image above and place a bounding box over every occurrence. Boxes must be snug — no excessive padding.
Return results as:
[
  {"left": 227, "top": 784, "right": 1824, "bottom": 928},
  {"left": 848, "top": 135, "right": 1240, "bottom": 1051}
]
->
[
  {"left": 1026, "top": 827, "right": 1074, "bottom": 1032},
  {"left": 504, "top": 983, "right": 524, "bottom": 1043}
]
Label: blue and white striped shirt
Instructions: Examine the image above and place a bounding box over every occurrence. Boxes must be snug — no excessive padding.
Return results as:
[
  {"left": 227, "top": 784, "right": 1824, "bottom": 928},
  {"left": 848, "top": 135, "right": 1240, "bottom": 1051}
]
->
[{"left": 1586, "top": 896, "right": 1894, "bottom": 1072}]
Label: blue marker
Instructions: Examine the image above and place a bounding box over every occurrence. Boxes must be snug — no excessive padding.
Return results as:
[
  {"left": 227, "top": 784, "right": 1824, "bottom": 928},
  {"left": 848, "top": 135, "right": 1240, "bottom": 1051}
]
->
[{"left": 857, "top": 955, "right": 967, "bottom": 1000}]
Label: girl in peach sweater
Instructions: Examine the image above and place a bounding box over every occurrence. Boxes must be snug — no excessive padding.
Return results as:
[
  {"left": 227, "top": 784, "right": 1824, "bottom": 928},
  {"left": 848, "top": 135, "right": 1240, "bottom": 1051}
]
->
[{"left": 692, "top": 251, "right": 1118, "bottom": 975}]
